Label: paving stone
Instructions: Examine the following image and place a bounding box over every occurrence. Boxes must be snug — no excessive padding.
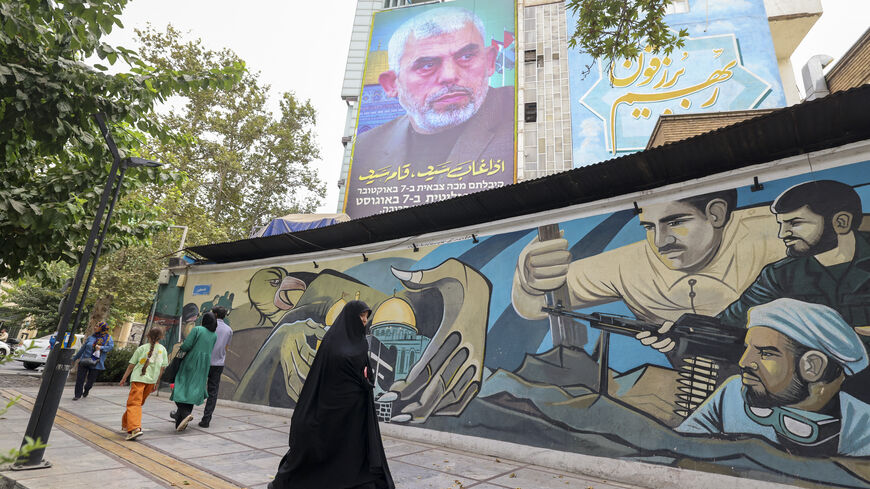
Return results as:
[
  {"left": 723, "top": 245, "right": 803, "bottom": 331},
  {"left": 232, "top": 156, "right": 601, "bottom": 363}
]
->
[
  {"left": 144, "top": 432, "right": 254, "bottom": 458},
  {"left": 187, "top": 449, "right": 281, "bottom": 487},
  {"left": 488, "top": 467, "right": 626, "bottom": 489},
  {"left": 397, "top": 448, "right": 520, "bottom": 481},
  {"left": 389, "top": 459, "right": 474, "bottom": 489},
  {"left": 216, "top": 427, "right": 288, "bottom": 449}
]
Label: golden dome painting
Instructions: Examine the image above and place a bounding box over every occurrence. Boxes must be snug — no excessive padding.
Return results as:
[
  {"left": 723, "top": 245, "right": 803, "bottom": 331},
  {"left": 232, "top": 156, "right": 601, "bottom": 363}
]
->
[{"left": 371, "top": 296, "right": 417, "bottom": 333}]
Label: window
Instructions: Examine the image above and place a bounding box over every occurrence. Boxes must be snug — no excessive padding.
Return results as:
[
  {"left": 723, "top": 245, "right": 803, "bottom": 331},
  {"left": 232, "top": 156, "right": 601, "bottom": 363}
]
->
[
  {"left": 524, "top": 103, "right": 537, "bottom": 123},
  {"left": 537, "top": 55, "right": 544, "bottom": 68},
  {"left": 524, "top": 50, "right": 537, "bottom": 63},
  {"left": 664, "top": 0, "right": 689, "bottom": 15}
]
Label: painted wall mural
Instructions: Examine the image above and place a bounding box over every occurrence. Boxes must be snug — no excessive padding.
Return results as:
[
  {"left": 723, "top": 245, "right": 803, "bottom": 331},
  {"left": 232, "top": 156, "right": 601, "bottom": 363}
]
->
[
  {"left": 179, "top": 158, "right": 870, "bottom": 488},
  {"left": 567, "top": 0, "right": 787, "bottom": 166}
]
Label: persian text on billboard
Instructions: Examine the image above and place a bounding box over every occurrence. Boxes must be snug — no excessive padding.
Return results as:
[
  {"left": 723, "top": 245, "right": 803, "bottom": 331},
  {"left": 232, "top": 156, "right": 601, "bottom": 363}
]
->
[{"left": 344, "top": 0, "right": 516, "bottom": 218}]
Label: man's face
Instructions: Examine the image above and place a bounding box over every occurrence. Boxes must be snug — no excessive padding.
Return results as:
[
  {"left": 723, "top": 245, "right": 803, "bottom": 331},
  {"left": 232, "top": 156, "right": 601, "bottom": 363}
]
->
[
  {"left": 775, "top": 206, "right": 838, "bottom": 257},
  {"left": 384, "top": 22, "right": 497, "bottom": 134},
  {"left": 739, "top": 327, "right": 808, "bottom": 408},
  {"left": 638, "top": 200, "right": 722, "bottom": 271}
]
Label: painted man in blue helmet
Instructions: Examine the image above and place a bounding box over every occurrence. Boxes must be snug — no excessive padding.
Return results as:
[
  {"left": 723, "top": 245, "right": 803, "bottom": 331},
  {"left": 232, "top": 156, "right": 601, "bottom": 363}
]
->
[{"left": 678, "top": 298, "right": 870, "bottom": 456}]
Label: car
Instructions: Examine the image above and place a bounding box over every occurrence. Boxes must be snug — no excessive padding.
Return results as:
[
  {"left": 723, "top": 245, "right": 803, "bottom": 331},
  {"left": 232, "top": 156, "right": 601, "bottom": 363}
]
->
[
  {"left": 16, "top": 333, "right": 84, "bottom": 370},
  {"left": 0, "top": 340, "right": 12, "bottom": 360}
]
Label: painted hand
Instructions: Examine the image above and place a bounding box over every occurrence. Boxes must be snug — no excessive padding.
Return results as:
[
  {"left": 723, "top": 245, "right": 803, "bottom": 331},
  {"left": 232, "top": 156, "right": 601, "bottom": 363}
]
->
[
  {"left": 517, "top": 233, "right": 571, "bottom": 293},
  {"left": 279, "top": 318, "right": 327, "bottom": 402},
  {"left": 379, "top": 258, "right": 490, "bottom": 423},
  {"left": 635, "top": 320, "right": 676, "bottom": 352}
]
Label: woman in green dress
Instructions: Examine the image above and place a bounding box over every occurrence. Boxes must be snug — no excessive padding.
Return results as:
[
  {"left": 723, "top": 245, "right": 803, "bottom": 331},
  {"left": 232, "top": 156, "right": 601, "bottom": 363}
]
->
[{"left": 171, "top": 311, "right": 217, "bottom": 431}]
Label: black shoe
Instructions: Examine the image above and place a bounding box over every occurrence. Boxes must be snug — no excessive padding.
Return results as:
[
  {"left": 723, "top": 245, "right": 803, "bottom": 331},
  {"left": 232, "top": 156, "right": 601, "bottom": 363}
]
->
[
  {"left": 198, "top": 420, "right": 210, "bottom": 428},
  {"left": 82, "top": 391, "right": 89, "bottom": 398},
  {"left": 169, "top": 410, "right": 177, "bottom": 421},
  {"left": 72, "top": 397, "right": 81, "bottom": 401}
]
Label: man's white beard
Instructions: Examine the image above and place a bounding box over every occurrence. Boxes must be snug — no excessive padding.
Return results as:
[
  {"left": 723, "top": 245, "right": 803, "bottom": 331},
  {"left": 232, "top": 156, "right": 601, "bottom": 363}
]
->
[{"left": 400, "top": 84, "right": 489, "bottom": 134}]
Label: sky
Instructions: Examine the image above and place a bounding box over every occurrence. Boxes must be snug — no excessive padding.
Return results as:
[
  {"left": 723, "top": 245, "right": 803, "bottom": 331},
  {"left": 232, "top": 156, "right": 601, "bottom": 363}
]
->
[{"left": 105, "top": 0, "right": 868, "bottom": 215}]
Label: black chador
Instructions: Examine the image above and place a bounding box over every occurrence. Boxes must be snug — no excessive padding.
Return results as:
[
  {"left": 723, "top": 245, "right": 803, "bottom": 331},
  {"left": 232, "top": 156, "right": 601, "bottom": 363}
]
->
[{"left": 269, "top": 300, "right": 394, "bottom": 489}]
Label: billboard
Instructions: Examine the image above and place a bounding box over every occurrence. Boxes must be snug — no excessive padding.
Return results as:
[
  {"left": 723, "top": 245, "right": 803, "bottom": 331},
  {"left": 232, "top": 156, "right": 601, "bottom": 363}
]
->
[
  {"left": 343, "top": 0, "right": 516, "bottom": 218},
  {"left": 568, "top": 0, "right": 786, "bottom": 166}
]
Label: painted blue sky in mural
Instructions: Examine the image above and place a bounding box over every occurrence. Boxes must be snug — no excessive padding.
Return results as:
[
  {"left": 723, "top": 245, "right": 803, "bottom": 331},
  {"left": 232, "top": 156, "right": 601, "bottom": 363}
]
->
[{"left": 568, "top": 0, "right": 786, "bottom": 167}]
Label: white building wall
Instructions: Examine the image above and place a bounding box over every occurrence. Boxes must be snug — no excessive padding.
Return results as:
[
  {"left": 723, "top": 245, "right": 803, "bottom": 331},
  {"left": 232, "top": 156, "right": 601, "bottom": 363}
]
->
[{"left": 518, "top": 1, "right": 573, "bottom": 181}]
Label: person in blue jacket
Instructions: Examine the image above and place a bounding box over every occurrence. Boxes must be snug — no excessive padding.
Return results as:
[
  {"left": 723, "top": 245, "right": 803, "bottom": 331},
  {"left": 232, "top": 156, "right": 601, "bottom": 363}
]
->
[{"left": 72, "top": 321, "right": 114, "bottom": 400}]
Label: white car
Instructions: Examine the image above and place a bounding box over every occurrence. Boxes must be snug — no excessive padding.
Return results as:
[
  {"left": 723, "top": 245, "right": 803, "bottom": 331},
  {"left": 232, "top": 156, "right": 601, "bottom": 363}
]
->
[{"left": 16, "top": 334, "right": 84, "bottom": 370}]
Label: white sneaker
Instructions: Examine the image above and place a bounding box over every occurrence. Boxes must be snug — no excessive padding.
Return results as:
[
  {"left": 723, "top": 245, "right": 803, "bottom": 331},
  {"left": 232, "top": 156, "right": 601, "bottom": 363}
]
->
[{"left": 176, "top": 414, "right": 194, "bottom": 432}]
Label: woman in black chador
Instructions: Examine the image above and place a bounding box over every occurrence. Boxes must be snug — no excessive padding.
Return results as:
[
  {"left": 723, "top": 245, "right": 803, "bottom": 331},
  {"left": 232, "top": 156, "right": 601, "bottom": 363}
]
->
[{"left": 268, "top": 300, "right": 394, "bottom": 489}]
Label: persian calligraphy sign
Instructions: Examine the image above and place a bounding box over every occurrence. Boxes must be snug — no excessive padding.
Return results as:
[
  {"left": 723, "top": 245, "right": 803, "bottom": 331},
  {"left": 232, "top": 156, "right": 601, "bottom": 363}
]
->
[
  {"left": 583, "top": 35, "right": 771, "bottom": 153},
  {"left": 344, "top": 0, "right": 516, "bottom": 218},
  {"left": 568, "top": 0, "right": 786, "bottom": 166}
]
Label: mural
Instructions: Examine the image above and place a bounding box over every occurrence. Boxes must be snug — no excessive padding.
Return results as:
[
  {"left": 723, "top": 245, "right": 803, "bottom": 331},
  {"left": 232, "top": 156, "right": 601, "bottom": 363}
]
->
[
  {"left": 568, "top": 0, "right": 787, "bottom": 166},
  {"left": 343, "top": 0, "right": 516, "bottom": 218},
  {"left": 179, "top": 159, "right": 870, "bottom": 488}
]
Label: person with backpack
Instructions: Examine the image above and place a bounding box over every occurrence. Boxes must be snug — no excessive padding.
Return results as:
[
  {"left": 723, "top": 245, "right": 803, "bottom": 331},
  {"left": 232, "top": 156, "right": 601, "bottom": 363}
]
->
[{"left": 71, "top": 321, "right": 114, "bottom": 400}]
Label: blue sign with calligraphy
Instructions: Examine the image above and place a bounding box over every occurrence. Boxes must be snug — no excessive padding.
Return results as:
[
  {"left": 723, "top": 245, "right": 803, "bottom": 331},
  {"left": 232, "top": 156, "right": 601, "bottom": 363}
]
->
[{"left": 568, "top": 0, "right": 786, "bottom": 165}]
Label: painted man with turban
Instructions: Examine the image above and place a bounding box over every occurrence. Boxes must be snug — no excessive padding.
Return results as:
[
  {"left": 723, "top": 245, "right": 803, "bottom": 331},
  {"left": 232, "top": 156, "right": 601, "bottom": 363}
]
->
[{"left": 678, "top": 298, "right": 870, "bottom": 456}]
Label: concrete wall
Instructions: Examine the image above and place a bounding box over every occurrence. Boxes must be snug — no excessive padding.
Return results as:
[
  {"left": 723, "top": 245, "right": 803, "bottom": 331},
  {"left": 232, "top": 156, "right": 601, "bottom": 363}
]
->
[{"left": 180, "top": 139, "right": 870, "bottom": 488}]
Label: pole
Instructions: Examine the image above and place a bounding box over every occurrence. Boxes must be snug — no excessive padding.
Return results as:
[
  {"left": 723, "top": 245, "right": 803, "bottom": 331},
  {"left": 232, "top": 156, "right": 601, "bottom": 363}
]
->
[
  {"left": 14, "top": 113, "right": 123, "bottom": 469},
  {"left": 68, "top": 165, "right": 126, "bottom": 341}
]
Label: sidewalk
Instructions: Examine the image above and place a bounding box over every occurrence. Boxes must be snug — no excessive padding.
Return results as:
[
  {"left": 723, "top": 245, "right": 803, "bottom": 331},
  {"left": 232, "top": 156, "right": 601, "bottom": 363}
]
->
[{"left": 0, "top": 385, "right": 639, "bottom": 489}]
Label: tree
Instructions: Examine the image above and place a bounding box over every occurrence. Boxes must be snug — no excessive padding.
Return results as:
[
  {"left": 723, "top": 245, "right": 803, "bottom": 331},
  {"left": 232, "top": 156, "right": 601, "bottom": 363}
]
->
[
  {"left": 0, "top": 282, "right": 65, "bottom": 336},
  {"left": 567, "top": 0, "right": 688, "bottom": 74},
  {"left": 76, "top": 26, "right": 327, "bottom": 323},
  {"left": 137, "top": 25, "right": 325, "bottom": 242},
  {"left": 0, "top": 0, "right": 243, "bottom": 280}
]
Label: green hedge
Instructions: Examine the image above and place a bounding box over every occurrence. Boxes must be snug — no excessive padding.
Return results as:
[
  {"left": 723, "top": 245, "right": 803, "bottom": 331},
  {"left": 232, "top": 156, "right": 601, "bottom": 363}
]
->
[{"left": 98, "top": 345, "right": 137, "bottom": 382}]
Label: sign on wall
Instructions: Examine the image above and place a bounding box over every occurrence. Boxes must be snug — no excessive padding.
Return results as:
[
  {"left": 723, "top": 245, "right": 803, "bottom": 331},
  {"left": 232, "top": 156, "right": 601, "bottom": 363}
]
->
[
  {"left": 343, "top": 0, "right": 516, "bottom": 218},
  {"left": 568, "top": 0, "right": 786, "bottom": 165}
]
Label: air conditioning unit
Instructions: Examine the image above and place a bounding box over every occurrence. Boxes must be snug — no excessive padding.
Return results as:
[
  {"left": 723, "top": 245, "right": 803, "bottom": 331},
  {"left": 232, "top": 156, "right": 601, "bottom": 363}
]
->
[{"left": 168, "top": 257, "right": 185, "bottom": 268}]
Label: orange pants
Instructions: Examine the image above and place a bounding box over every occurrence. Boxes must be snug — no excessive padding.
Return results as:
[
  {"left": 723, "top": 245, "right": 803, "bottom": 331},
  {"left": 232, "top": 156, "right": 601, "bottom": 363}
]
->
[{"left": 122, "top": 382, "right": 157, "bottom": 432}]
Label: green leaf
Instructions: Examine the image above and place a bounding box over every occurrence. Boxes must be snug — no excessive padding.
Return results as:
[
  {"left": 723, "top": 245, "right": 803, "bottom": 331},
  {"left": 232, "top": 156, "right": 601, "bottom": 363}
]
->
[{"left": 9, "top": 200, "right": 27, "bottom": 214}]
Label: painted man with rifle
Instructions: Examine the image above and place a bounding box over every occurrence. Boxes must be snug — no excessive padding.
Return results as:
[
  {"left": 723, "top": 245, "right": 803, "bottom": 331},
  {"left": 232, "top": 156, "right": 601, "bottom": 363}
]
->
[{"left": 512, "top": 189, "right": 784, "bottom": 349}]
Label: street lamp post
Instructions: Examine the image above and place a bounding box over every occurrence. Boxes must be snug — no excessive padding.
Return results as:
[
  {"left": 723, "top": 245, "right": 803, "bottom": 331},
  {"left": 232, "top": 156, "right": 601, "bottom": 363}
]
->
[{"left": 13, "top": 113, "right": 163, "bottom": 469}]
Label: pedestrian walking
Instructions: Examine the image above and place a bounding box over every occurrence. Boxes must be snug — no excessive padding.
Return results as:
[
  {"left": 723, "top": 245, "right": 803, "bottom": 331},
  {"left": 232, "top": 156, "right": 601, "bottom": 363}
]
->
[
  {"left": 119, "top": 327, "right": 168, "bottom": 441},
  {"left": 199, "top": 306, "right": 233, "bottom": 428},
  {"left": 170, "top": 311, "right": 217, "bottom": 432},
  {"left": 72, "top": 321, "right": 114, "bottom": 400},
  {"left": 268, "top": 300, "right": 394, "bottom": 489}
]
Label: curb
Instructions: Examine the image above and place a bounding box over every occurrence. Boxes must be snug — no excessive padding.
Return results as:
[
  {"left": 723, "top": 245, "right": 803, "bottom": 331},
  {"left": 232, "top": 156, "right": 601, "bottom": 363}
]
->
[
  {"left": 0, "top": 473, "right": 25, "bottom": 489},
  {"left": 0, "top": 371, "right": 41, "bottom": 378}
]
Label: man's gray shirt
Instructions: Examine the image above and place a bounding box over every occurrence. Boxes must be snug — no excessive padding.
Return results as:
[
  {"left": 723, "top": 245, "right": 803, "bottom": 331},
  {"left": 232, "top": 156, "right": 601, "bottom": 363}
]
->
[{"left": 211, "top": 319, "right": 233, "bottom": 366}]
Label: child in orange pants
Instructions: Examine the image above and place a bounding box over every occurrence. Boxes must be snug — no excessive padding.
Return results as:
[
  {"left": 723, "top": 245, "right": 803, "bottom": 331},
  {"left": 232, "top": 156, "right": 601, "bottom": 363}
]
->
[{"left": 120, "top": 327, "right": 168, "bottom": 441}]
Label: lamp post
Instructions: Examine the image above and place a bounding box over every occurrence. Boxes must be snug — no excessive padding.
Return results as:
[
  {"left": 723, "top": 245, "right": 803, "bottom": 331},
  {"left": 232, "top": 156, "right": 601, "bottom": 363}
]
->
[{"left": 13, "top": 114, "right": 163, "bottom": 469}]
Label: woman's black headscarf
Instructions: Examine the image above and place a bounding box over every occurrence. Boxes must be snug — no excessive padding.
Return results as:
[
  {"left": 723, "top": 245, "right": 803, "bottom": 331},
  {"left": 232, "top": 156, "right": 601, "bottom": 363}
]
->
[
  {"left": 269, "top": 300, "right": 394, "bottom": 489},
  {"left": 201, "top": 311, "right": 218, "bottom": 332}
]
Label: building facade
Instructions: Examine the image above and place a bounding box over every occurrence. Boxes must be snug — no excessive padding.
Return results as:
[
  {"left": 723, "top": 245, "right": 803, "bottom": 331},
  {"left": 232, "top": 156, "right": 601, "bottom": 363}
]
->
[{"left": 336, "top": 0, "right": 820, "bottom": 215}]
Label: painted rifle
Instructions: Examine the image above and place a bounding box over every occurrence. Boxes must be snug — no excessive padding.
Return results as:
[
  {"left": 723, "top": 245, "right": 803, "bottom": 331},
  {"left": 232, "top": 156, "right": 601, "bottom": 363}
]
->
[{"left": 541, "top": 305, "right": 746, "bottom": 416}]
